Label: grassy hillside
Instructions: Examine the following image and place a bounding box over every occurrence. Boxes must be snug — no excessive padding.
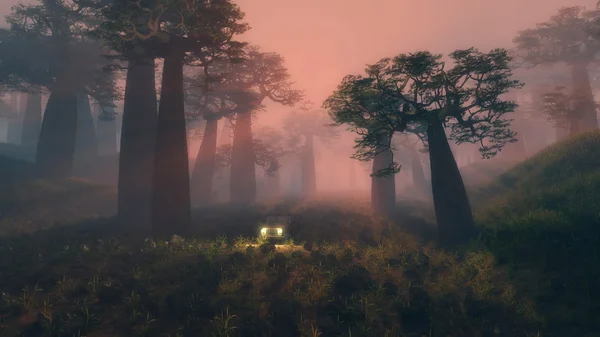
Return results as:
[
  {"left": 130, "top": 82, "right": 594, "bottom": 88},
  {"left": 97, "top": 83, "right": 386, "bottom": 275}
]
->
[
  {"left": 472, "top": 130, "right": 600, "bottom": 335},
  {"left": 0, "top": 155, "right": 116, "bottom": 236},
  {"left": 0, "top": 132, "right": 599, "bottom": 336}
]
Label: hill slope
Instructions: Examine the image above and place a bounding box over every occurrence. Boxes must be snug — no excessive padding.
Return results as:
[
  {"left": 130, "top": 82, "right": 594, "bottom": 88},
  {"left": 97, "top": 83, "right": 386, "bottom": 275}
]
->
[{"left": 473, "top": 130, "right": 600, "bottom": 335}]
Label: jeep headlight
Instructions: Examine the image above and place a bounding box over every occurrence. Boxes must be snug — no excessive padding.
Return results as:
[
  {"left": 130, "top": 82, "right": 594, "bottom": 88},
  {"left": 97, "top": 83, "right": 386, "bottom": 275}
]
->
[
  {"left": 277, "top": 228, "right": 283, "bottom": 236},
  {"left": 260, "top": 228, "right": 267, "bottom": 236}
]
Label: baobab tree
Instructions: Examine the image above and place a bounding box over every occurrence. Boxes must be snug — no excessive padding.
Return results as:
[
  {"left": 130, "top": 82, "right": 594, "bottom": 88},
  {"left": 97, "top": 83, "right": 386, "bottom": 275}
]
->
[
  {"left": 324, "top": 68, "right": 399, "bottom": 216},
  {"left": 87, "top": 0, "right": 249, "bottom": 236},
  {"left": 514, "top": 6, "right": 600, "bottom": 134},
  {"left": 282, "top": 102, "right": 339, "bottom": 198},
  {"left": 20, "top": 88, "right": 43, "bottom": 155},
  {"left": 228, "top": 46, "right": 303, "bottom": 204},
  {"left": 541, "top": 85, "right": 590, "bottom": 137},
  {"left": 0, "top": 0, "right": 118, "bottom": 178},
  {"left": 391, "top": 133, "right": 430, "bottom": 198},
  {"left": 253, "top": 126, "right": 288, "bottom": 199},
  {"left": 325, "top": 48, "right": 522, "bottom": 246},
  {"left": 188, "top": 60, "right": 261, "bottom": 206}
]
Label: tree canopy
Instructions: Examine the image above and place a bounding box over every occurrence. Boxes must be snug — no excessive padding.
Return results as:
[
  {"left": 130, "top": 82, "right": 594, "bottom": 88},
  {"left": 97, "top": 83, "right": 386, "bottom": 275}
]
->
[
  {"left": 513, "top": 6, "right": 600, "bottom": 66},
  {"left": 325, "top": 48, "right": 522, "bottom": 176}
]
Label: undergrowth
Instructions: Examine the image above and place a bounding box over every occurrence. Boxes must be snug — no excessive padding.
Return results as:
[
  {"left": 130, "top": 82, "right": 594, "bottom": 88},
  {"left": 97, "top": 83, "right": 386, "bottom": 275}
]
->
[{"left": 2, "top": 131, "right": 600, "bottom": 336}]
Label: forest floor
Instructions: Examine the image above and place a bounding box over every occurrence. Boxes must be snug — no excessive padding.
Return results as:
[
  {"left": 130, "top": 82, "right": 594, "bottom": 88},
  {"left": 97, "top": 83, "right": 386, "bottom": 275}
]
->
[{"left": 0, "top": 131, "right": 599, "bottom": 337}]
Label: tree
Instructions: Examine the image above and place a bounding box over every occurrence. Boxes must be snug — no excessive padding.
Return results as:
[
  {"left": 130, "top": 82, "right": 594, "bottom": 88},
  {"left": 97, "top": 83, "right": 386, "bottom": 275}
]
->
[
  {"left": 215, "top": 138, "right": 281, "bottom": 185},
  {"left": 392, "top": 134, "right": 430, "bottom": 198},
  {"left": 324, "top": 66, "right": 399, "bottom": 216},
  {"left": 541, "top": 85, "right": 589, "bottom": 136},
  {"left": 20, "top": 88, "right": 43, "bottom": 155},
  {"left": 86, "top": 0, "right": 161, "bottom": 229},
  {"left": 514, "top": 6, "right": 599, "bottom": 134},
  {"left": 227, "top": 46, "right": 303, "bottom": 204},
  {"left": 188, "top": 59, "right": 261, "bottom": 206},
  {"left": 325, "top": 48, "right": 522, "bottom": 246},
  {"left": 94, "top": 102, "right": 118, "bottom": 156},
  {"left": 282, "top": 101, "right": 339, "bottom": 198},
  {"left": 91, "top": 0, "right": 249, "bottom": 237},
  {"left": 253, "top": 126, "right": 290, "bottom": 199},
  {"left": 74, "top": 94, "right": 99, "bottom": 174},
  {"left": 0, "top": 0, "right": 118, "bottom": 178}
]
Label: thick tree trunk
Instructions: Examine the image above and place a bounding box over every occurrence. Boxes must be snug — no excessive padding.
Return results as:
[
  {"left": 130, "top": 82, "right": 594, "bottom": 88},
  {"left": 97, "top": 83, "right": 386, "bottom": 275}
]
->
[
  {"left": 96, "top": 104, "right": 118, "bottom": 156},
  {"left": 214, "top": 119, "right": 233, "bottom": 202},
  {"left": 568, "top": 115, "right": 580, "bottom": 137},
  {"left": 7, "top": 92, "right": 22, "bottom": 144},
  {"left": 118, "top": 56, "right": 158, "bottom": 228},
  {"left": 35, "top": 85, "right": 78, "bottom": 179},
  {"left": 230, "top": 111, "right": 256, "bottom": 204},
  {"left": 151, "top": 51, "right": 191, "bottom": 238},
  {"left": 427, "top": 120, "right": 474, "bottom": 246},
  {"left": 571, "top": 62, "right": 598, "bottom": 132},
  {"left": 408, "top": 145, "right": 429, "bottom": 197},
  {"left": 191, "top": 117, "right": 219, "bottom": 207},
  {"left": 556, "top": 124, "right": 569, "bottom": 142},
  {"left": 301, "top": 133, "right": 317, "bottom": 198},
  {"left": 21, "top": 90, "right": 42, "bottom": 156},
  {"left": 74, "top": 94, "right": 99, "bottom": 174},
  {"left": 371, "top": 135, "right": 396, "bottom": 215},
  {"left": 217, "top": 118, "right": 233, "bottom": 147},
  {"left": 268, "top": 170, "right": 281, "bottom": 199}
]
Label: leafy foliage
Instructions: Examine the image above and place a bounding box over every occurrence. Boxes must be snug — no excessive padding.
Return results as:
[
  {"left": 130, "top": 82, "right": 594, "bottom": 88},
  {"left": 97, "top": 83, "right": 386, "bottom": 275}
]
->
[
  {"left": 0, "top": 0, "right": 119, "bottom": 104},
  {"left": 215, "top": 140, "right": 281, "bottom": 177},
  {"left": 324, "top": 48, "right": 522, "bottom": 176},
  {"left": 513, "top": 6, "right": 600, "bottom": 65}
]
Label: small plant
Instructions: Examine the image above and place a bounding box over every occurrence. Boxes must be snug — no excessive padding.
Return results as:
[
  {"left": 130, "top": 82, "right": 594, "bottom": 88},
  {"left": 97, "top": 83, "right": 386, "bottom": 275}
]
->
[
  {"left": 211, "top": 306, "right": 237, "bottom": 337},
  {"left": 141, "top": 312, "right": 156, "bottom": 334},
  {"left": 19, "top": 283, "right": 43, "bottom": 311},
  {"left": 87, "top": 275, "right": 100, "bottom": 295}
]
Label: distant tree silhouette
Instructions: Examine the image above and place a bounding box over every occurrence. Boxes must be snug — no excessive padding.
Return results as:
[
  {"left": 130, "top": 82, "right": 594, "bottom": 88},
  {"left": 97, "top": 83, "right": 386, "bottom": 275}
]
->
[
  {"left": 0, "top": 0, "right": 117, "bottom": 178},
  {"left": 514, "top": 6, "right": 599, "bottom": 133},
  {"left": 187, "top": 59, "right": 260, "bottom": 206},
  {"left": 227, "top": 46, "right": 303, "bottom": 205},
  {"left": 282, "top": 101, "right": 339, "bottom": 198}
]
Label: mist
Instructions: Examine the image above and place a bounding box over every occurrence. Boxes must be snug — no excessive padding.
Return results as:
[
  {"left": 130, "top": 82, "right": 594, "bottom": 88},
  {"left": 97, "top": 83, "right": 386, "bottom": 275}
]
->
[{"left": 1, "top": 0, "right": 600, "bottom": 336}]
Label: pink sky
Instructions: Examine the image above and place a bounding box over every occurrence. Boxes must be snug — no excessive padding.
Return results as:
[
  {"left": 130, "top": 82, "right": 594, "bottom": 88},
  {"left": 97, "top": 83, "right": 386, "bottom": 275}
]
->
[{"left": 1, "top": 0, "right": 597, "bottom": 104}]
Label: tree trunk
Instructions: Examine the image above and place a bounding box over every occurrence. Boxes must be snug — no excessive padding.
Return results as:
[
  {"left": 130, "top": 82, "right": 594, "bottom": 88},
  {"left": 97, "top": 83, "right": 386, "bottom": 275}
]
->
[
  {"left": 568, "top": 114, "right": 580, "bottom": 137},
  {"left": 217, "top": 117, "right": 233, "bottom": 147},
  {"left": 151, "top": 51, "right": 191, "bottom": 238},
  {"left": 408, "top": 145, "right": 429, "bottom": 197},
  {"left": 268, "top": 170, "right": 281, "bottom": 199},
  {"left": 74, "top": 94, "right": 99, "bottom": 175},
  {"left": 301, "top": 133, "right": 317, "bottom": 198},
  {"left": 96, "top": 104, "right": 118, "bottom": 156},
  {"left": 118, "top": 56, "right": 158, "bottom": 228},
  {"left": 427, "top": 120, "right": 474, "bottom": 247},
  {"left": 556, "top": 124, "right": 569, "bottom": 142},
  {"left": 571, "top": 62, "right": 598, "bottom": 132},
  {"left": 191, "top": 117, "right": 219, "bottom": 207},
  {"left": 230, "top": 111, "right": 256, "bottom": 204},
  {"left": 7, "top": 92, "right": 22, "bottom": 144},
  {"left": 35, "top": 84, "right": 78, "bottom": 179},
  {"left": 21, "top": 90, "right": 42, "bottom": 157},
  {"left": 371, "top": 134, "right": 396, "bottom": 215}
]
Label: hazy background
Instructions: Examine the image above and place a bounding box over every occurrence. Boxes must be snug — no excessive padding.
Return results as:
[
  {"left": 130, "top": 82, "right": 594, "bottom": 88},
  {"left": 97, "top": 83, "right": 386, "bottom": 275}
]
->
[
  {"left": 1, "top": 0, "right": 597, "bottom": 196},
  {"left": 2, "top": 0, "right": 596, "bottom": 105}
]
